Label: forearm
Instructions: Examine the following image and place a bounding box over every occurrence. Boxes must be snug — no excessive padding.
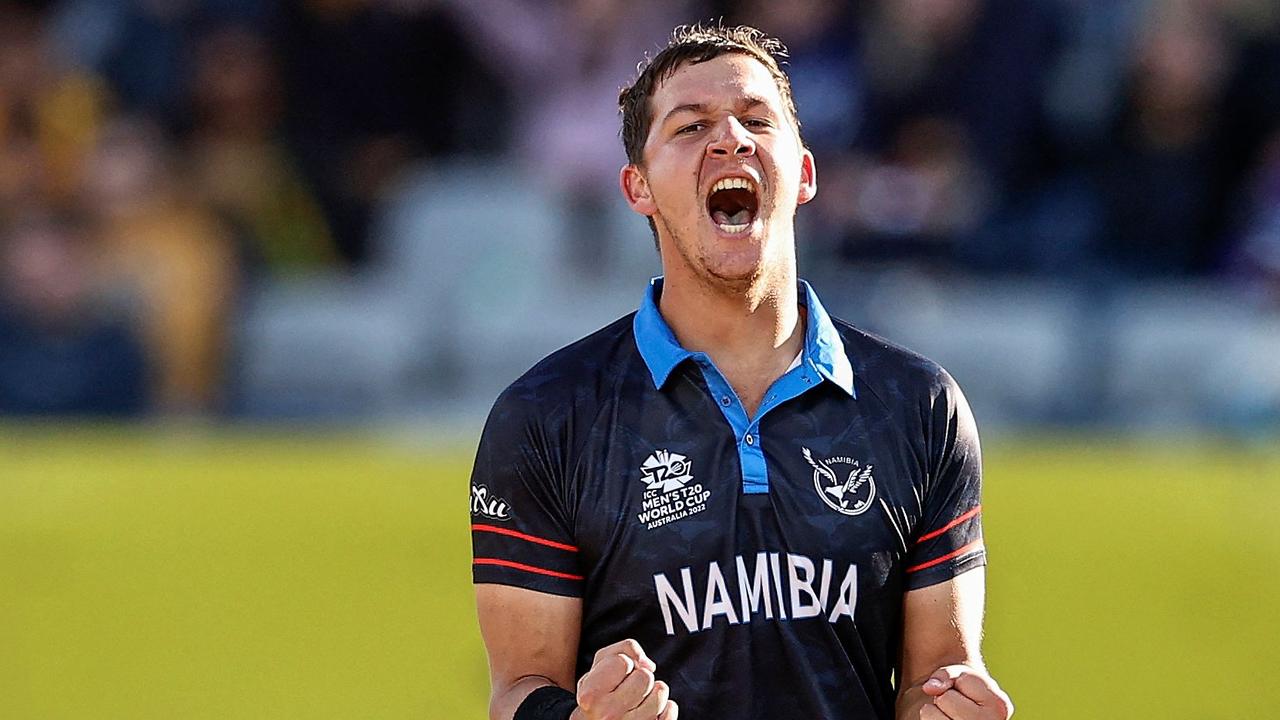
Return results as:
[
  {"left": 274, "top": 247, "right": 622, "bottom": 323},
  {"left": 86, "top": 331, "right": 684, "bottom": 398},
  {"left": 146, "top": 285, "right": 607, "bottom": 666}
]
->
[
  {"left": 491, "top": 675, "right": 567, "bottom": 720},
  {"left": 477, "top": 586, "right": 582, "bottom": 720}
]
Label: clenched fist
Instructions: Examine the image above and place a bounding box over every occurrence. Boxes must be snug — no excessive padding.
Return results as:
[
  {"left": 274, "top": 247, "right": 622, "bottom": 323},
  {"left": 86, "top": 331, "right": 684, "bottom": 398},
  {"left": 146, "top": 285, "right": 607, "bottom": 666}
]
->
[
  {"left": 572, "top": 639, "right": 678, "bottom": 720},
  {"left": 918, "top": 665, "right": 1013, "bottom": 720}
]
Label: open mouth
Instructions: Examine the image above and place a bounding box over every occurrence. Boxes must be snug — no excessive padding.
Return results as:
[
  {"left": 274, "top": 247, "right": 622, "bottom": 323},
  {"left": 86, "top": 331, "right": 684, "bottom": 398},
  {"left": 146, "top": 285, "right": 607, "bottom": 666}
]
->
[{"left": 706, "top": 177, "right": 759, "bottom": 234}]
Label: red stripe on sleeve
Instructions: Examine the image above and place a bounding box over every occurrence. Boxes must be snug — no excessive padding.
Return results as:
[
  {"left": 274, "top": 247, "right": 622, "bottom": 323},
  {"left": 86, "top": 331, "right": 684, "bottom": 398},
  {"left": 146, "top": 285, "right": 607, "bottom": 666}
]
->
[
  {"left": 914, "top": 505, "right": 982, "bottom": 545},
  {"left": 472, "top": 524, "right": 579, "bottom": 552},
  {"left": 906, "top": 540, "right": 985, "bottom": 573},
  {"left": 473, "top": 558, "right": 585, "bottom": 581}
]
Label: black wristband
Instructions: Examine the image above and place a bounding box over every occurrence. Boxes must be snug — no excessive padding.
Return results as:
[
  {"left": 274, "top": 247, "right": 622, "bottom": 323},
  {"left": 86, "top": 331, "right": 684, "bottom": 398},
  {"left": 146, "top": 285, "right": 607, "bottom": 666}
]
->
[{"left": 513, "top": 685, "right": 577, "bottom": 720}]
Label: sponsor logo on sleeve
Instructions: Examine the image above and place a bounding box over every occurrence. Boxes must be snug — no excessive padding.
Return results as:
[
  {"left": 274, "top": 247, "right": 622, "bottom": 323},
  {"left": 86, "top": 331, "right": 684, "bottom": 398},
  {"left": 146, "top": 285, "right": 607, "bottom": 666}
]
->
[
  {"left": 636, "top": 449, "right": 710, "bottom": 530},
  {"left": 470, "top": 484, "right": 512, "bottom": 521},
  {"left": 802, "top": 447, "right": 876, "bottom": 516}
]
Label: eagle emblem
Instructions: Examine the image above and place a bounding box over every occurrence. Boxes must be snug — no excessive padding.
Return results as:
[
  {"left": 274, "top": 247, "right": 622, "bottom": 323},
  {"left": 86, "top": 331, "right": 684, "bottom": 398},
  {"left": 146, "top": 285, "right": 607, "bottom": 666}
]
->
[{"left": 802, "top": 447, "right": 876, "bottom": 516}]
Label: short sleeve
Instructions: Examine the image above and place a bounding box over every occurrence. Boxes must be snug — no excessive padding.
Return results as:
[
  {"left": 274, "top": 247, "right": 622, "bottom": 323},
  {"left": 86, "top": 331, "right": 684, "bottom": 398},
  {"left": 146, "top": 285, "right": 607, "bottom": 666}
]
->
[
  {"left": 470, "top": 388, "right": 583, "bottom": 597},
  {"left": 904, "top": 369, "right": 987, "bottom": 590}
]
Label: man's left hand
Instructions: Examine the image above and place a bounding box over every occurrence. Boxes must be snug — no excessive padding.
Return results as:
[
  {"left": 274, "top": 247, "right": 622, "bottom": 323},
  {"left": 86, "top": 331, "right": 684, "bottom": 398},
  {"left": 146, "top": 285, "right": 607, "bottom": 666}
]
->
[{"left": 917, "top": 665, "right": 1013, "bottom": 720}]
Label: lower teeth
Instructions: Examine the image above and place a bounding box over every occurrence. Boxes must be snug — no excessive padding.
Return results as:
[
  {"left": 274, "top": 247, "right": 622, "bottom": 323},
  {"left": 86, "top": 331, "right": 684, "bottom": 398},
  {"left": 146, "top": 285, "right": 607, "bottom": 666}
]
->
[{"left": 717, "top": 222, "right": 749, "bottom": 233}]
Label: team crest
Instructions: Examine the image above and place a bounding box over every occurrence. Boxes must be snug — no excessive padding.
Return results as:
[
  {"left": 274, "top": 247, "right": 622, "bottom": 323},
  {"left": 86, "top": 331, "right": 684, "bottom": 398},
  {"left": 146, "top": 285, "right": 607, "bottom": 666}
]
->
[
  {"left": 637, "top": 449, "right": 710, "bottom": 530},
  {"left": 802, "top": 447, "right": 876, "bottom": 516}
]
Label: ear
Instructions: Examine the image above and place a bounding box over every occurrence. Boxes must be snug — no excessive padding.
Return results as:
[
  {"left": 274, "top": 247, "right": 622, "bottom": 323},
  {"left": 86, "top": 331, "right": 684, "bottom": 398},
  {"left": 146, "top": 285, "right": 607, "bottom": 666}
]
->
[
  {"left": 620, "top": 164, "right": 657, "bottom": 216},
  {"left": 797, "top": 149, "right": 817, "bottom": 205}
]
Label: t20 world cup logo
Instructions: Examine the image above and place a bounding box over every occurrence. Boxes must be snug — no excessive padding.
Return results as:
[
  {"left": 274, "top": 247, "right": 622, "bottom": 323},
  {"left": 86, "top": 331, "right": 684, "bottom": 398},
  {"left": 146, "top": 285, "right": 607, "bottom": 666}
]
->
[{"left": 640, "top": 450, "right": 694, "bottom": 493}]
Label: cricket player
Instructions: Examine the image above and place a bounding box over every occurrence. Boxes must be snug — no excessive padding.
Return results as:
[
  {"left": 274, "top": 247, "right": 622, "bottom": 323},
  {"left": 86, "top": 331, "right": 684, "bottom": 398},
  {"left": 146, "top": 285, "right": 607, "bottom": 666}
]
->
[{"left": 470, "top": 23, "right": 1013, "bottom": 720}]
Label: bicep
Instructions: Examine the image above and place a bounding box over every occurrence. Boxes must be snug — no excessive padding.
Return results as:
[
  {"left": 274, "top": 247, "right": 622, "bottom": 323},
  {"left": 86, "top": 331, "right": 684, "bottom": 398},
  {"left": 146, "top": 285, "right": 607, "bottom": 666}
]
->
[
  {"left": 476, "top": 583, "right": 582, "bottom": 718},
  {"left": 899, "top": 567, "right": 986, "bottom": 690}
]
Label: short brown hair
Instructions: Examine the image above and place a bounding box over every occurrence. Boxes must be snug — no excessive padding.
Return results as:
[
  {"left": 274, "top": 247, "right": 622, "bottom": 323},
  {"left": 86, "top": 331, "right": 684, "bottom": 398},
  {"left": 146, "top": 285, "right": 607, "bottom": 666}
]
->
[{"left": 618, "top": 23, "right": 802, "bottom": 167}]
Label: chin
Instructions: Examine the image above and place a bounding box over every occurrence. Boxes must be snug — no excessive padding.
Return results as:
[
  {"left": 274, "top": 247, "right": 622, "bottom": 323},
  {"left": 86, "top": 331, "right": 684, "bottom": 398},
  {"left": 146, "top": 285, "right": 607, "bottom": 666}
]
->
[{"left": 700, "top": 255, "right": 767, "bottom": 288}]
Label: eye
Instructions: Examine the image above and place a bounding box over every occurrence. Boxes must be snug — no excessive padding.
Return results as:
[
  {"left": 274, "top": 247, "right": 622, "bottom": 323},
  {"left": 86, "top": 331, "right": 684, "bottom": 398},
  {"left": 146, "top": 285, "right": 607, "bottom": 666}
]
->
[
  {"left": 677, "top": 122, "right": 705, "bottom": 135},
  {"left": 743, "top": 118, "right": 772, "bottom": 129}
]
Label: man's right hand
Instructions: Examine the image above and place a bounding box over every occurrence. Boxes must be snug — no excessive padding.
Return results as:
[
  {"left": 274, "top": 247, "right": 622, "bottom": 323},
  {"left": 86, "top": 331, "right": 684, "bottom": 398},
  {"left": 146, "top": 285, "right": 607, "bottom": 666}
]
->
[{"left": 572, "top": 639, "right": 678, "bottom": 719}]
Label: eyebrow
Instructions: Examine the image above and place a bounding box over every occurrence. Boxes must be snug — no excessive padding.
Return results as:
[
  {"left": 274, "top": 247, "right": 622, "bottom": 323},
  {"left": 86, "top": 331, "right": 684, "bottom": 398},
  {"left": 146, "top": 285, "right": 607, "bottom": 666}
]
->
[{"left": 660, "top": 97, "right": 772, "bottom": 127}]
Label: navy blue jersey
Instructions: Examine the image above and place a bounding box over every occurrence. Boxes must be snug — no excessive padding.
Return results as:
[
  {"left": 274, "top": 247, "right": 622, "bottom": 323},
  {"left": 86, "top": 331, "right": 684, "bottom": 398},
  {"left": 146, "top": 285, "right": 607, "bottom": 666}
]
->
[{"left": 471, "top": 279, "right": 986, "bottom": 719}]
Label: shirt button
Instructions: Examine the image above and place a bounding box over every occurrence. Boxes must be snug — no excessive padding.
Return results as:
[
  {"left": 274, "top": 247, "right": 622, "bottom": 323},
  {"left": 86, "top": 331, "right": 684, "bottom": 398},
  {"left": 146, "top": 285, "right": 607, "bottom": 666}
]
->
[
  {"left": 720, "top": 396, "right": 732, "bottom": 406},
  {"left": 744, "top": 434, "right": 755, "bottom": 446}
]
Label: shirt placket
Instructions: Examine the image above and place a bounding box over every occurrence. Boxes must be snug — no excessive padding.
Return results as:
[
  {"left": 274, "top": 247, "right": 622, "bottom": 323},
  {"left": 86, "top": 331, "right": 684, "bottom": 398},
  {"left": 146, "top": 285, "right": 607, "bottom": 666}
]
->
[{"left": 694, "top": 353, "right": 825, "bottom": 495}]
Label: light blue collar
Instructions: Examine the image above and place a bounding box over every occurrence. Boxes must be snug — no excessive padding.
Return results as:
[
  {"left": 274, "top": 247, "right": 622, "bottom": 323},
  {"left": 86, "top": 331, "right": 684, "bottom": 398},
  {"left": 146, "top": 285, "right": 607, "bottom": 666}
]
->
[{"left": 632, "top": 277, "right": 855, "bottom": 396}]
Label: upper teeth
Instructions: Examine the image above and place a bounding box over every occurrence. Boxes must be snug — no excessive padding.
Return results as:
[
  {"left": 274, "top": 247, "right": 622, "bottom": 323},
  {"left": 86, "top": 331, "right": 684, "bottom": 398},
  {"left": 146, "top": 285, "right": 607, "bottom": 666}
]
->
[{"left": 711, "top": 177, "right": 755, "bottom": 193}]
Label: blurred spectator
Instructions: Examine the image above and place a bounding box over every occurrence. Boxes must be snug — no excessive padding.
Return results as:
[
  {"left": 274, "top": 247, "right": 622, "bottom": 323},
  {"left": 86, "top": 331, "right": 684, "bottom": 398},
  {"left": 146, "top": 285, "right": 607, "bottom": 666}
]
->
[
  {"left": 187, "top": 23, "right": 339, "bottom": 274},
  {"left": 84, "top": 116, "right": 237, "bottom": 414},
  {"left": 1216, "top": 0, "right": 1280, "bottom": 247},
  {"left": 1, "top": 1, "right": 110, "bottom": 206},
  {"left": 439, "top": 0, "right": 706, "bottom": 266},
  {"left": 830, "top": 0, "right": 1061, "bottom": 270},
  {"left": 1042, "top": 0, "right": 1148, "bottom": 149},
  {"left": 857, "top": 0, "right": 1059, "bottom": 199},
  {"left": 835, "top": 117, "right": 992, "bottom": 266},
  {"left": 47, "top": 0, "right": 194, "bottom": 127},
  {"left": 47, "top": 0, "right": 269, "bottom": 127},
  {"left": 1092, "top": 1, "right": 1235, "bottom": 277},
  {"left": 1227, "top": 129, "right": 1280, "bottom": 301},
  {"left": 442, "top": 0, "right": 701, "bottom": 193},
  {"left": 0, "top": 207, "right": 148, "bottom": 416},
  {"left": 278, "top": 0, "right": 508, "bottom": 264}
]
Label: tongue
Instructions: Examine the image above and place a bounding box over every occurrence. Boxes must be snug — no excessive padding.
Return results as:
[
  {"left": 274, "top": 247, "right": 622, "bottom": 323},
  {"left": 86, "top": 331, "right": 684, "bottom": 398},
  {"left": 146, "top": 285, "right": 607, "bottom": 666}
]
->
[{"left": 713, "top": 209, "right": 752, "bottom": 226}]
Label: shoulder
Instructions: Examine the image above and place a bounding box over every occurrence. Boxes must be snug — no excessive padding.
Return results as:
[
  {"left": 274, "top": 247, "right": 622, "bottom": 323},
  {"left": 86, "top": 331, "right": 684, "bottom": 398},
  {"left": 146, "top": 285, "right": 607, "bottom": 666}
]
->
[
  {"left": 828, "top": 318, "right": 980, "bottom": 478},
  {"left": 482, "top": 313, "right": 641, "bottom": 438},
  {"left": 830, "top": 318, "right": 961, "bottom": 405}
]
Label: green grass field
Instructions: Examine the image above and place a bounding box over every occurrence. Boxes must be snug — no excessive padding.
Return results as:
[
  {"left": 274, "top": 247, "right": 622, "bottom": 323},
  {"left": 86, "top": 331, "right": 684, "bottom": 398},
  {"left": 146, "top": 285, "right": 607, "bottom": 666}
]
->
[{"left": 2, "top": 426, "right": 1277, "bottom": 719}]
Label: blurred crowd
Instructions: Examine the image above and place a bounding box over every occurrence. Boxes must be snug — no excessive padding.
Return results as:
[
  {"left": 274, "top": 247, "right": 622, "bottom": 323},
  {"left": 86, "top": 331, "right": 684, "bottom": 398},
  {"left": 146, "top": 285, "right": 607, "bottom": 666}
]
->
[{"left": 1, "top": 0, "right": 1278, "bottom": 419}]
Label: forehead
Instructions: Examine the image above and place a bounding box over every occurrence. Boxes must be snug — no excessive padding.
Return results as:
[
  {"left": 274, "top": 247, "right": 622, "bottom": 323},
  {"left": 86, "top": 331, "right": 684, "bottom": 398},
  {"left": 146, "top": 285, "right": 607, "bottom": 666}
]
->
[{"left": 649, "top": 53, "right": 785, "bottom": 115}]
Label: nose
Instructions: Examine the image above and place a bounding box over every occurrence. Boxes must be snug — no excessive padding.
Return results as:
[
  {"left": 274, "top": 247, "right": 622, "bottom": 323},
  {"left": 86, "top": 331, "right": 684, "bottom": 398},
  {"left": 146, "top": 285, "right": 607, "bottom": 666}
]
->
[{"left": 706, "top": 117, "right": 756, "bottom": 159}]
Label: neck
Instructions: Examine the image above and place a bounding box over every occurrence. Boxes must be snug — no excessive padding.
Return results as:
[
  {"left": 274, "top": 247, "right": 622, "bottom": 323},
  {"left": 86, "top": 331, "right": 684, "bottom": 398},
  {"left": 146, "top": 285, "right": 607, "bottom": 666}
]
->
[{"left": 657, "top": 251, "right": 805, "bottom": 412}]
